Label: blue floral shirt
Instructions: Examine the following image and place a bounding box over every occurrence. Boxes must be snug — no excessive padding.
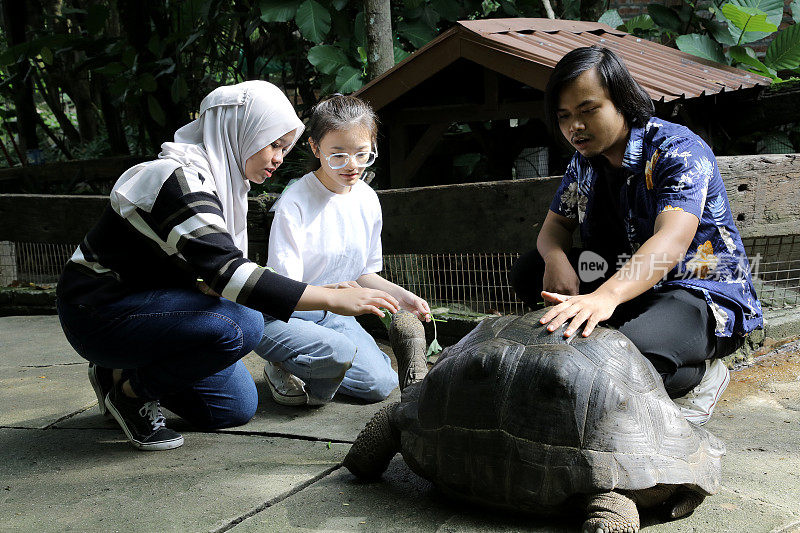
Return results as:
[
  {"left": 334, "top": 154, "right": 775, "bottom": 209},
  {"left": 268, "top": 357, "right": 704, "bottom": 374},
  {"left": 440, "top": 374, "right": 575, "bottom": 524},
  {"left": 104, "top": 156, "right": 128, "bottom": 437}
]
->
[{"left": 549, "top": 117, "right": 763, "bottom": 337}]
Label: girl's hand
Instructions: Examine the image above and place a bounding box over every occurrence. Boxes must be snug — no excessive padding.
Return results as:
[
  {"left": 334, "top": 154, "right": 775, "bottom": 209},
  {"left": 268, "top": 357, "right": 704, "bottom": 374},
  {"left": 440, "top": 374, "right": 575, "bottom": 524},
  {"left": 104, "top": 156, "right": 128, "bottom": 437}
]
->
[
  {"left": 327, "top": 287, "right": 399, "bottom": 317},
  {"left": 539, "top": 289, "right": 619, "bottom": 338},
  {"left": 322, "top": 280, "right": 362, "bottom": 289},
  {"left": 398, "top": 291, "right": 432, "bottom": 322}
]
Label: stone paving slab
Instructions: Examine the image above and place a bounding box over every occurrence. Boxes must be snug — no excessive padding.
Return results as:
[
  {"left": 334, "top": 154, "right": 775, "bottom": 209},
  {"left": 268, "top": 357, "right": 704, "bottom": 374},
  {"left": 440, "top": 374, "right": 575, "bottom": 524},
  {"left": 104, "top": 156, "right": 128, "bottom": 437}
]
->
[
  {"left": 0, "top": 363, "right": 95, "bottom": 428},
  {"left": 230, "top": 458, "right": 576, "bottom": 532},
  {"left": 0, "top": 427, "right": 348, "bottom": 532},
  {"left": 55, "top": 352, "right": 400, "bottom": 443},
  {"left": 0, "top": 315, "right": 82, "bottom": 367}
]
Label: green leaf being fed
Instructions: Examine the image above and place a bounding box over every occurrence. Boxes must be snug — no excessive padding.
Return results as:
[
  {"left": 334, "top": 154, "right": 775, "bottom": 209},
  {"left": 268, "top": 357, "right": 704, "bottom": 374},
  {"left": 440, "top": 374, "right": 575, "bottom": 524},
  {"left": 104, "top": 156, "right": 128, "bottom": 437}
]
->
[
  {"left": 308, "top": 45, "right": 349, "bottom": 75},
  {"left": 598, "top": 9, "right": 624, "bottom": 30},
  {"left": 676, "top": 33, "right": 727, "bottom": 64},
  {"left": 765, "top": 23, "right": 800, "bottom": 71},
  {"left": 378, "top": 308, "right": 394, "bottom": 331},
  {"left": 259, "top": 0, "right": 298, "bottom": 22},
  {"left": 295, "top": 0, "right": 331, "bottom": 43}
]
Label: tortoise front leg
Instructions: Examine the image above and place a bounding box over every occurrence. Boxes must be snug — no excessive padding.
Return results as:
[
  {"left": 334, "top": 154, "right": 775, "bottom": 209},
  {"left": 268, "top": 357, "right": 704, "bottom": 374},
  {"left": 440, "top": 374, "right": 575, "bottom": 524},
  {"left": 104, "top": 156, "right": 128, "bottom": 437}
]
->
[
  {"left": 583, "top": 491, "right": 640, "bottom": 533},
  {"left": 389, "top": 310, "right": 428, "bottom": 391},
  {"left": 343, "top": 403, "right": 401, "bottom": 479}
]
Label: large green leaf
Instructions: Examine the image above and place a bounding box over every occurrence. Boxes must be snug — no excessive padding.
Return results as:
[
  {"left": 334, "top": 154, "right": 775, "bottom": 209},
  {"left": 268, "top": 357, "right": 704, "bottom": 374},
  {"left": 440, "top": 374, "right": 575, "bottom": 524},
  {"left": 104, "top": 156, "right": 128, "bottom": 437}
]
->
[
  {"left": 721, "top": 4, "right": 777, "bottom": 32},
  {"left": 398, "top": 20, "right": 437, "bottom": 48},
  {"left": 730, "top": 45, "right": 777, "bottom": 78},
  {"left": 624, "top": 14, "right": 655, "bottom": 33},
  {"left": 394, "top": 45, "right": 410, "bottom": 64},
  {"left": 676, "top": 33, "right": 726, "bottom": 63},
  {"left": 701, "top": 18, "right": 739, "bottom": 46},
  {"left": 335, "top": 65, "right": 363, "bottom": 94},
  {"left": 87, "top": 4, "right": 109, "bottom": 35},
  {"left": 307, "top": 45, "right": 349, "bottom": 75},
  {"left": 598, "top": 9, "right": 624, "bottom": 29},
  {"left": 295, "top": 0, "right": 331, "bottom": 43},
  {"left": 171, "top": 75, "right": 189, "bottom": 103},
  {"left": 148, "top": 95, "right": 166, "bottom": 127},
  {"left": 730, "top": 0, "right": 784, "bottom": 26},
  {"left": 765, "top": 23, "right": 800, "bottom": 70},
  {"left": 259, "top": 0, "right": 297, "bottom": 22},
  {"left": 648, "top": 5, "right": 683, "bottom": 32}
]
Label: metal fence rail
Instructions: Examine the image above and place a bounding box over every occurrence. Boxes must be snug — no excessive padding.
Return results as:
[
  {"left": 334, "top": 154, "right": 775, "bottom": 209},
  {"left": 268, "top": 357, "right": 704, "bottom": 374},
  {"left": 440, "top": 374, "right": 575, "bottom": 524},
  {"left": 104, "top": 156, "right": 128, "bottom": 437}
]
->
[{"left": 3, "top": 237, "right": 799, "bottom": 313}]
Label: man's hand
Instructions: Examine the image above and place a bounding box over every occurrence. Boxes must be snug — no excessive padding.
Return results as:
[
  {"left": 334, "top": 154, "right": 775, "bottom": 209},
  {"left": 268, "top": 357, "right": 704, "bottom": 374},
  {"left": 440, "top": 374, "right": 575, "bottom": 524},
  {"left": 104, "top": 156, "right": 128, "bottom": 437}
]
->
[
  {"left": 542, "top": 251, "right": 580, "bottom": 299},
  {"left": 539, "top": 289, "right": 620, "bottom": 338}
]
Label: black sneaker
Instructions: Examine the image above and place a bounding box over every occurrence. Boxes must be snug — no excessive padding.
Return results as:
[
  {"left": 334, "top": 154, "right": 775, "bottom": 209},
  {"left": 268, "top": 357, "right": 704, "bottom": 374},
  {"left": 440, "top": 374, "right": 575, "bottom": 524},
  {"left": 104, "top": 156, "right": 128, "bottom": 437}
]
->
[
  {"left": 105, "top": 382, "right": 184, "bottom": 451},
  {"left": 88, "top": 363, "right": 113, "bottom": 417}
]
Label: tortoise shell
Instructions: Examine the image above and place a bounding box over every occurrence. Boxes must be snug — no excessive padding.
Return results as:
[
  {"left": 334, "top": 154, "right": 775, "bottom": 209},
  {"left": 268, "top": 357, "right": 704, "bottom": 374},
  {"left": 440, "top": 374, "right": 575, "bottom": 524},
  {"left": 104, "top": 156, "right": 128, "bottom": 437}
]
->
[{"left": 393, "top": 310, "right": 724, "bottom": 512}]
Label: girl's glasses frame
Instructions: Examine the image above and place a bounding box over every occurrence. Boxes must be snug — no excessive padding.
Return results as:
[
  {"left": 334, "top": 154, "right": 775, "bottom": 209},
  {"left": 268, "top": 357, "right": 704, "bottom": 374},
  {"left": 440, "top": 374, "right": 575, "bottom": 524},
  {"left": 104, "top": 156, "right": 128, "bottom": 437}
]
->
[{"left": 320, "top": 150, "right": 378, "bottom": 170}]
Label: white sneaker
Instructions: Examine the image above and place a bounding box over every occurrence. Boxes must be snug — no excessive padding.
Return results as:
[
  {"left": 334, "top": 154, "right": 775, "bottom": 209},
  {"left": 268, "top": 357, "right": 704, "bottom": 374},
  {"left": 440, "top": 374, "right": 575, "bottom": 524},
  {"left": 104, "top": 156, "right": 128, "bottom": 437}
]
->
[
  {"left": 264, "top": 362, "right": 307, "bottom": 406},
  {"left": 673, "top": 359, "right": 730, "bottom": 425}
]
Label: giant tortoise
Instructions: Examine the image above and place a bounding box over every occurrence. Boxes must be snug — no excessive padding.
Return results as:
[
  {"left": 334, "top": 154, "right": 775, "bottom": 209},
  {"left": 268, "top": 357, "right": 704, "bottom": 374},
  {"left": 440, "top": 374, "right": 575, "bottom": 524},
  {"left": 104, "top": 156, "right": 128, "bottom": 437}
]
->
[{"left": 344, "top": 309, "right": 724, "bottom": 532}]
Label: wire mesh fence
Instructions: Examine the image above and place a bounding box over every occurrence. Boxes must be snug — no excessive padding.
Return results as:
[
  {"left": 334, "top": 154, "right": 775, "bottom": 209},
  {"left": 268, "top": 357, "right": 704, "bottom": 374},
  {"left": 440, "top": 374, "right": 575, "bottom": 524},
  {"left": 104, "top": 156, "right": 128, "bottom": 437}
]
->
[{"left": 3, "top": 236, "right": 799, "bottom": 313}]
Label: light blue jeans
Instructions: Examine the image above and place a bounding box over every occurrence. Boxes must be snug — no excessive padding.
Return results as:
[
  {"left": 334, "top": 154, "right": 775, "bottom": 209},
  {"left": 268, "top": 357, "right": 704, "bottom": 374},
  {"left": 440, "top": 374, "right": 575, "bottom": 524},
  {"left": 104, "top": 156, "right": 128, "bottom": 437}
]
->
[{"left": 255, "top": 311, "right": 398, "bottom": 403}]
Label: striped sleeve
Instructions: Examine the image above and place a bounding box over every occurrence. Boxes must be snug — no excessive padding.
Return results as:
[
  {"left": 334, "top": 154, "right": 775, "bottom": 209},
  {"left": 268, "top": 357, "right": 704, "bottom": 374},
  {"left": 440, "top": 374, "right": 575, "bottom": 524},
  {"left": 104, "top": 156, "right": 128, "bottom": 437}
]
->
[{"left": 120, "top": 168, "right": 306, "bottom": 321}]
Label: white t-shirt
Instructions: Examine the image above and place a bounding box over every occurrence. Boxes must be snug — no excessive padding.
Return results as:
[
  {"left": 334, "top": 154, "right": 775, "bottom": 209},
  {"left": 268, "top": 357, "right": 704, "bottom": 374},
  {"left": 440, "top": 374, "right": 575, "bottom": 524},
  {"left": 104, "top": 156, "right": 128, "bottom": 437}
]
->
[{"left": 267, "top": 172, "right": 383, "bottom": 285}]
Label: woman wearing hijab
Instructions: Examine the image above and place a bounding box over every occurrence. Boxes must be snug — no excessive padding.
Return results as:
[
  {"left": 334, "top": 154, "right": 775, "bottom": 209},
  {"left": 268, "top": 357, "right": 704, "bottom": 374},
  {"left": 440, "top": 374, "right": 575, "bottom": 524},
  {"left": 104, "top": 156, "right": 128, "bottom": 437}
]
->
[{"left": 56, "top": 81, "right": 399, "bottom": 451}]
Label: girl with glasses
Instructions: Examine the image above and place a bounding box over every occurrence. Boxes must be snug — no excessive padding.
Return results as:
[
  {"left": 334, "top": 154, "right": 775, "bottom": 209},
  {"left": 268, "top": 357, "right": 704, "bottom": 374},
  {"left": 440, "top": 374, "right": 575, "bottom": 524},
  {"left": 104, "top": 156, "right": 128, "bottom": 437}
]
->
[{"left": 255, "top": 94, "right": 431, "bottom": 407}]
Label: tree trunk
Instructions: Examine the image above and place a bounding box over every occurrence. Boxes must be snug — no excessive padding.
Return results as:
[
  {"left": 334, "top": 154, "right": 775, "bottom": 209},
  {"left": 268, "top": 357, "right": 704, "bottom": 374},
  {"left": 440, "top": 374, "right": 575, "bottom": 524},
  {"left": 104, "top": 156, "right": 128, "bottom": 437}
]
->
[
  {"left": 1, "top": 0, "right": 40, "bottom": 158},
  {"left": 363, "top": 0, "right": 394, "bottom": 81},
  {"left": 34, "top": 69, "right": 81, "bottom": 144}
]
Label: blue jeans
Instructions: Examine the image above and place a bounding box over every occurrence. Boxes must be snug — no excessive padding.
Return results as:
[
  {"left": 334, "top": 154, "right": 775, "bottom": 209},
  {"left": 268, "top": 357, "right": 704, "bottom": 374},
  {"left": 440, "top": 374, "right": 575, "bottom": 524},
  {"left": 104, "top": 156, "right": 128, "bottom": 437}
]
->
[
  {"left": 256, "top": 311, "right": 398, "bottom": 402},
  {"left": 56, "top": 288, "right": 262, "bottom": 429}
]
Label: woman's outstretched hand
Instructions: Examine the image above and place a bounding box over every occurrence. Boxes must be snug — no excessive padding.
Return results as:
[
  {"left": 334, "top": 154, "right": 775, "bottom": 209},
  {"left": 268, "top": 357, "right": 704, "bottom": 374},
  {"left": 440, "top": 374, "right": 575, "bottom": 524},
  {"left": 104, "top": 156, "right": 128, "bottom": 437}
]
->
[
  {"left": 398, "top": 290, "right": 432, "bottom": 322},
  {"left": 296, "top": 285, "right": 398, "bottom": 317}
]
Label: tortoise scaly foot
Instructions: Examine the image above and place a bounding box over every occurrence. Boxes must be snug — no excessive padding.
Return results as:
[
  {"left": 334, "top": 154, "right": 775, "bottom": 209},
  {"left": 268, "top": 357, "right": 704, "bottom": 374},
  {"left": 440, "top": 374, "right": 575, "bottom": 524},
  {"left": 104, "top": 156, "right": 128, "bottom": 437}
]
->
[
  {"left": 582, "top": 491, "right": 640, "bottom": 533},
  {"left": 343, "top": 403, "right": 400, "bottom": 479}
]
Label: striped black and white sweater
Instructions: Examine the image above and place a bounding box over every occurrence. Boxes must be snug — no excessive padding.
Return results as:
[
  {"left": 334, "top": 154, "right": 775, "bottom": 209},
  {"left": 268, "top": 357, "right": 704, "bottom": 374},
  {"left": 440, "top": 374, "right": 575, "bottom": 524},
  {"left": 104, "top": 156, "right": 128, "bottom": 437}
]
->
[{"left": 57, "top": 166, "right": 306, "bottom": 322}]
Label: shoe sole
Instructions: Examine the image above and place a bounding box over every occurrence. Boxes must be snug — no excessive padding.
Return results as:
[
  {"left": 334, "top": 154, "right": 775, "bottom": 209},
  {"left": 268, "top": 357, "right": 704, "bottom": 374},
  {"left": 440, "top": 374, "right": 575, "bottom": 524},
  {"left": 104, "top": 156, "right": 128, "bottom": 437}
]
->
[
  {"left": 105, "top": 394, "right": 184, "bottom": 451},
  {"left": 264, "top": 366, "right": 307, "bottom": 406},
  {"left": 88, "top": 364, "right": 109, "bottom": 417}
]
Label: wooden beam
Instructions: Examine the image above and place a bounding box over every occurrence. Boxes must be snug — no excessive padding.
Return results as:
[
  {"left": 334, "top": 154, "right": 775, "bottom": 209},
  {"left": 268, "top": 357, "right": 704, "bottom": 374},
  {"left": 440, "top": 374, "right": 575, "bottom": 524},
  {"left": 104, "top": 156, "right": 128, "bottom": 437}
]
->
[
  {"left": 396, "top": 101, "right": 544, "bottom": 125},
  {"left": 401, "top": 122, "right": 451, "bottom": 183},
  {"left": 388, "top": 122, "right": 408, "bottom": 188}
]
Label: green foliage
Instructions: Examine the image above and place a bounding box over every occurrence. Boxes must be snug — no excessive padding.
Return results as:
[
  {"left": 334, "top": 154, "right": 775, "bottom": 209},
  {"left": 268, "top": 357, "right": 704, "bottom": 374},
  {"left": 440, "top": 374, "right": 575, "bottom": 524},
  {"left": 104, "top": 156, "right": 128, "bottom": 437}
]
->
[
  {"left": 598, "top": 9, "right": 624, "bottom": 29},
  {"left": 766, "top": 23, "right": 800, "bottom": 70},
  {"left": 296, "top": 0, "right": 331, "bottom": 43},
  {"left": 625, "top": 0, "right": 800, "bottom": 83},
  {"left": 676, "top": 33, "right": 727, "bottom": 63}
]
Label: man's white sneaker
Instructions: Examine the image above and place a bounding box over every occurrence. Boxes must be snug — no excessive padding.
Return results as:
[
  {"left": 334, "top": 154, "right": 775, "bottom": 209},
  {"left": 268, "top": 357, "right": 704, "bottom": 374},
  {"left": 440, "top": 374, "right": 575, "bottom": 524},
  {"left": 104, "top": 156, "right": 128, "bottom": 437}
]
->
[
  {"left": 673, "top": 359, "right": 730, "bottom": 425},
  {"left": 264, "top": 362, "right": 307, "bottom": 406}
]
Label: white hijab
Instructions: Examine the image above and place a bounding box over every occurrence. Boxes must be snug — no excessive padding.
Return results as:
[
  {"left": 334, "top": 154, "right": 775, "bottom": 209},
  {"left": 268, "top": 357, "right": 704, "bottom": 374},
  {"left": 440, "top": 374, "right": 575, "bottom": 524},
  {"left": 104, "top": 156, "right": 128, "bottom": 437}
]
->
[{"left": 110, "top": 80, "right": 304, "bottom": 256}]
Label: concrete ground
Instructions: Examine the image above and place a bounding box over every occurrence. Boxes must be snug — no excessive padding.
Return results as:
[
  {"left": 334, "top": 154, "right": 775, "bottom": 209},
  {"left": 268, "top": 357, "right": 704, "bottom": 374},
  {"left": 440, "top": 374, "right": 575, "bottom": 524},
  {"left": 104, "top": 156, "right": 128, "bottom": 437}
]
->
[{"left": 1, "top": 315, "right": 798, "bottom": 533}]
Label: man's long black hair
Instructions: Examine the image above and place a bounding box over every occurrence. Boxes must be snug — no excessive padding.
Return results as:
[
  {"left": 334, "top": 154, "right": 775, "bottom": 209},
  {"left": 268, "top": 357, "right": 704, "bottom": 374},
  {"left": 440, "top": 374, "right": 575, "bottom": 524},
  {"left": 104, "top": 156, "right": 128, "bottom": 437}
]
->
[{"left": 544, "top": 46, "right": 654, "bottom": 138}]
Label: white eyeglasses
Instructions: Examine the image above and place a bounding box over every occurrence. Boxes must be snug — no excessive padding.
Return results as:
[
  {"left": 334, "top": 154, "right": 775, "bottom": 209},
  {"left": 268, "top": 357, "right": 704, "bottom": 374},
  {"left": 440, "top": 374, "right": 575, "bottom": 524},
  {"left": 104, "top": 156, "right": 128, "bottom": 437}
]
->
[{"left": 320, "top": 150, "right": 378, "bottom": 170}]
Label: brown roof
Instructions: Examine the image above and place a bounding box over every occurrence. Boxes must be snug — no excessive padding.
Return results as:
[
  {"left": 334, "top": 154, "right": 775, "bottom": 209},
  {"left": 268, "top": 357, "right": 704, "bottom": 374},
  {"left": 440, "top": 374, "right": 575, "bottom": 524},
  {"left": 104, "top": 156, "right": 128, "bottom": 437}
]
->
[{"left": 355, "top": 18, "right": 771, "bottom": 110}]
